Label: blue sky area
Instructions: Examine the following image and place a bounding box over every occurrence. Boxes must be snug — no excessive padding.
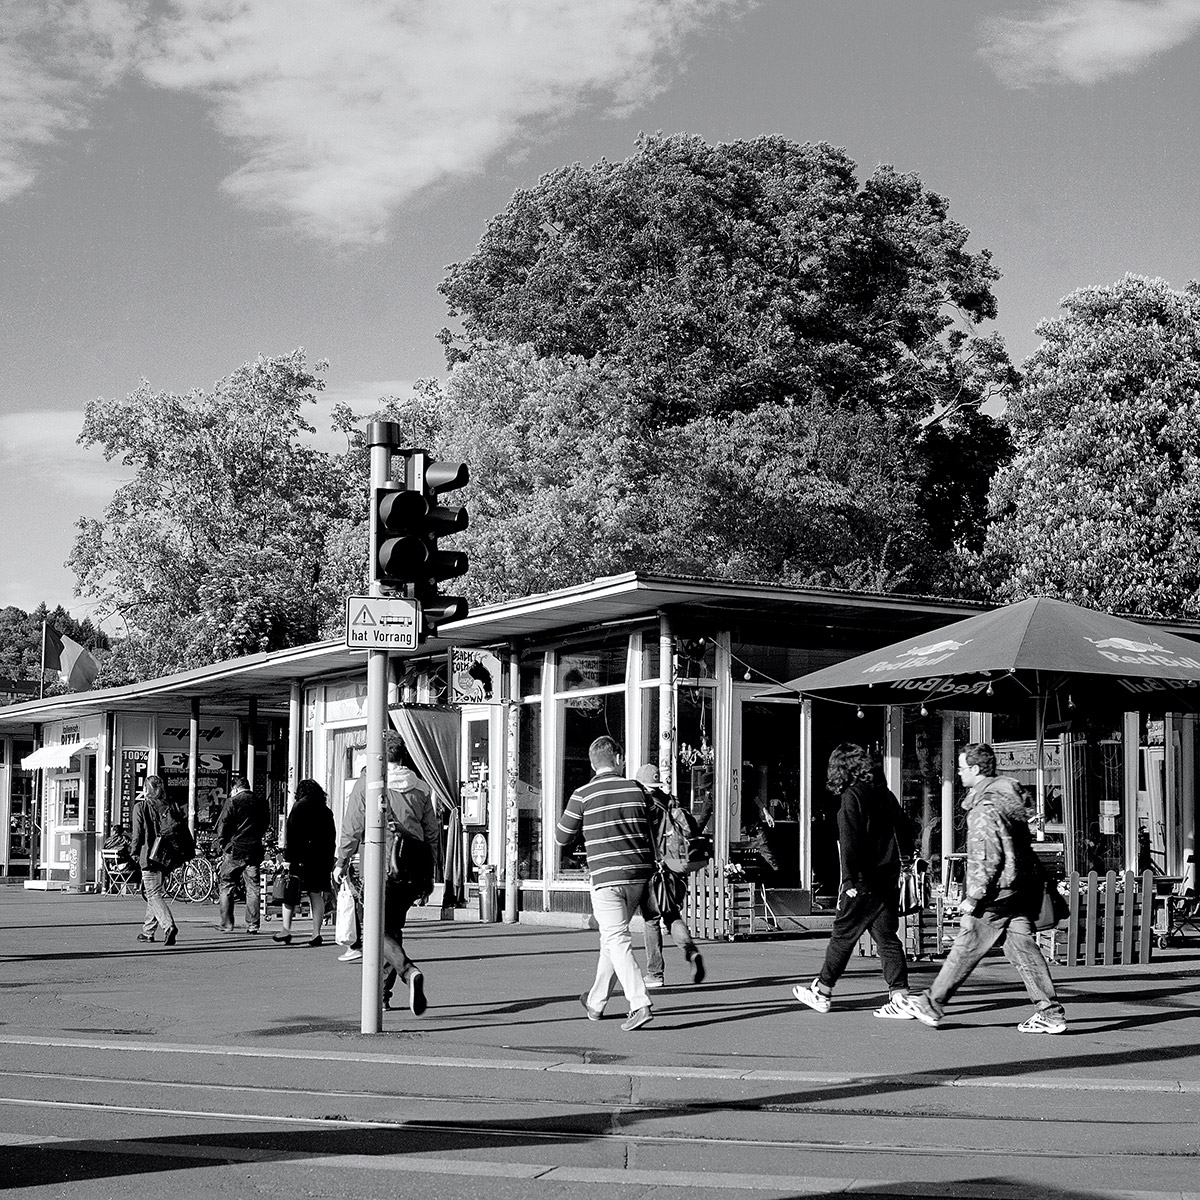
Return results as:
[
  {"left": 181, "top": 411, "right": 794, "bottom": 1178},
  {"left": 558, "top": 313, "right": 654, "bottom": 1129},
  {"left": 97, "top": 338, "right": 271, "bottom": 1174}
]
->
[{"left": 2, "top": 0, "right": 1198, "bottom": 619}]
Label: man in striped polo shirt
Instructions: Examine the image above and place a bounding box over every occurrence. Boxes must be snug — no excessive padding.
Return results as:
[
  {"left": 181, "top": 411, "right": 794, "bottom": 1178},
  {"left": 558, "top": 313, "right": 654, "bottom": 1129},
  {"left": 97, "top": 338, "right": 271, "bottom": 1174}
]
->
[{"left": 556, "top": 735, "right": 656, "bottom": 1031}]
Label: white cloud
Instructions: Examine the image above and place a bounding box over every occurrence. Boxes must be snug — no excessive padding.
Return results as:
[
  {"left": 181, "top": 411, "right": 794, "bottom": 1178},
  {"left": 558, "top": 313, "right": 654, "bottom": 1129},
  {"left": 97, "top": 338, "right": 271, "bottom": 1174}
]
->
[
  {"left": 0, "top": 0, "right": 747, "bottom": 240},
  {"left": 0, "top": 409, "right": 129, "bottom": 501},
  {"left": 981, "top": 0, "right": 1200, "bottom": 87}
]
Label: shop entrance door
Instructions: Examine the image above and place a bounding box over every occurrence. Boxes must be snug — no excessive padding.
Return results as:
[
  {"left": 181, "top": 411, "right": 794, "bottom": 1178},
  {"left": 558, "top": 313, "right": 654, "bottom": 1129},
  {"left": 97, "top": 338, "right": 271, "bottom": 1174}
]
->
[{"left": 732, "top": 689, "right": 802, "bottom": 908}]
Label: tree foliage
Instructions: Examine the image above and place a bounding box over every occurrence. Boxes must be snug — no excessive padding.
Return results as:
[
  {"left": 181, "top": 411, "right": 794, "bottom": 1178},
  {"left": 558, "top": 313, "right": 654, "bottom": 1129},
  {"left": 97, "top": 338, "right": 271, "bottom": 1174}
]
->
[
  {"left": 986, "top": 275, "right": 1200, "bottom": 616},
  {"left": 0, "top": 603, "right": 109, "bottom": 695},
  {"left": 431, "top": 134, "right": 1013, "bottom": 598},
  {"left": 70, "top": 351, "right": 353, "bottom": 682}
]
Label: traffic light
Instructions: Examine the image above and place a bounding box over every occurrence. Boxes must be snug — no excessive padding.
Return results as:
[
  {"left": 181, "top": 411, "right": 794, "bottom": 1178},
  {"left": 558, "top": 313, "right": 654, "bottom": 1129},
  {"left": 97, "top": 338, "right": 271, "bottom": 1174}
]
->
[{"left": 370, "top": 451, "right": 469, "bottom": 637}]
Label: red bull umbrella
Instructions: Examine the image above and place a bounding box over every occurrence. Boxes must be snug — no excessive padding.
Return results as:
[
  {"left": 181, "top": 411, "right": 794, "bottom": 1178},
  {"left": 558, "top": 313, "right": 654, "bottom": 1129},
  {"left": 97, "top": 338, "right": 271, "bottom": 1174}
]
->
[{"left": 768, "top": 595, "right": 1200, "bottom": 715}]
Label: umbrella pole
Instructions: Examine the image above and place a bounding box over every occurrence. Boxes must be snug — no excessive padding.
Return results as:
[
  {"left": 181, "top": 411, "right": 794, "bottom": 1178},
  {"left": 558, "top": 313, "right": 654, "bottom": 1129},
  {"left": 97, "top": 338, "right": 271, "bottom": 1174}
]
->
[{"left": 1035, "top": 693, "right": 1046, "bottom": 842}]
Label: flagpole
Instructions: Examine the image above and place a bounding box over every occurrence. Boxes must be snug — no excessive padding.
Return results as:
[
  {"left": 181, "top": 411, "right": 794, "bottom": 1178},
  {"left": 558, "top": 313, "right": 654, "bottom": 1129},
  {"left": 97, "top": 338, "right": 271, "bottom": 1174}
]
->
[{"left": 39, "top": 621, "right": 47, "bottom": 700}]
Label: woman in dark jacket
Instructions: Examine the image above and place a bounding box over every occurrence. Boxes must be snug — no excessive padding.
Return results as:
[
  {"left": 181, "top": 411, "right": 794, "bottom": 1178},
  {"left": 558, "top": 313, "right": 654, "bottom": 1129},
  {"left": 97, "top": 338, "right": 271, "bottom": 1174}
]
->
[
  {"left": 273, "top": 779, "right": 336, "bottom": 947},
  {"left": 129, "top": 775, "right": 180, "bottom": 946},
  {"left": 791, "top": 743, "right": 914, "bottom": 1018}
]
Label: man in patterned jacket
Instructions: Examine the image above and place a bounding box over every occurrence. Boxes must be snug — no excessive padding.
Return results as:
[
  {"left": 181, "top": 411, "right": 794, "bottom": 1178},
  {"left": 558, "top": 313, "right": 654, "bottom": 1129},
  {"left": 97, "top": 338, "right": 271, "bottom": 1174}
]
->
[
  {"left": 556, "top": 735, "right": 656, "bottom": 1031},
  {"left": 900, "top": 743, "right": 1067, "bottom": 1034}
]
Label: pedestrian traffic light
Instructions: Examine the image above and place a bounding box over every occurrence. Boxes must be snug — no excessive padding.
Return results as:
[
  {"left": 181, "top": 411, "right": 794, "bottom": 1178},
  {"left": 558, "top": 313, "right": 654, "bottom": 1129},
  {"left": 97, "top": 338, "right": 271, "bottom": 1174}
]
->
[{"left": 370, "top": 453, "right": 470, "bottom": 637}]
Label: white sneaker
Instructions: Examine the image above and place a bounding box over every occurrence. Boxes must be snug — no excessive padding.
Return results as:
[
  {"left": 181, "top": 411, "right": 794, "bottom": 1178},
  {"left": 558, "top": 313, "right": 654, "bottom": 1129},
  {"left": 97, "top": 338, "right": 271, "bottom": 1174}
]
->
[
  {"left": 644, "top": 974, "right": 665, "bottom": 988},
  {"left": 338, "top": 948, "right": 363, "bottom": 962},
  {"left": 874, "top": 996, "right": 915, "bottom": 1019},
  {"left": 792, "top": 979, "right": 832, "bottom": 1013}
]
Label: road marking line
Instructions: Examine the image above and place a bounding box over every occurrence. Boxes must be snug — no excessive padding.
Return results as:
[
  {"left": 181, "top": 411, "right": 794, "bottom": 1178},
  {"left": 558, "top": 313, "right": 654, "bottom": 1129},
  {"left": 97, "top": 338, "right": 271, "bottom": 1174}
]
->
[{"left": 0, "top": 1033, "right": 1195, "bottom": 1094}]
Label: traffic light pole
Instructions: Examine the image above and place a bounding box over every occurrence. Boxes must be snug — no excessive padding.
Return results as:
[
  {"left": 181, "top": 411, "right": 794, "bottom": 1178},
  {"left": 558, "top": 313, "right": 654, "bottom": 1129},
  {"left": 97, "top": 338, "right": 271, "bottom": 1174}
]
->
[{"left": 361, "top": 421, "right": 401, "bottom": 1034}]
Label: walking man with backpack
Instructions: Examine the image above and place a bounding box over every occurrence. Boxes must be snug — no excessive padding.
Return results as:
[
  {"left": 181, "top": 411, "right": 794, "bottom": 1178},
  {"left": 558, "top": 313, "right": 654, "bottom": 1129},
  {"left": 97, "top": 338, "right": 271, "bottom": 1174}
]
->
[
  {"left": 899, "top": 743, "right": 1068, "bottom": 1034},
  {"left": 335, "top": 732, "right": 438, "bottom": 1016},
  {"left": 557, "top": 736, "right": 656, "bottom": 1031},
  {"left": 636, "top": 764, "right": 706, "bottom": 989}
]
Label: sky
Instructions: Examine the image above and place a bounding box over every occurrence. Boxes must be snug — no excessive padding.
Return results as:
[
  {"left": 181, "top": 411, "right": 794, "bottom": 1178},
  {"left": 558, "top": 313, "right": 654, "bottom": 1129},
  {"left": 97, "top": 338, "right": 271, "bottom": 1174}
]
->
[{"left": 2, "top": 0, "right": 1198, "bottom": 623}]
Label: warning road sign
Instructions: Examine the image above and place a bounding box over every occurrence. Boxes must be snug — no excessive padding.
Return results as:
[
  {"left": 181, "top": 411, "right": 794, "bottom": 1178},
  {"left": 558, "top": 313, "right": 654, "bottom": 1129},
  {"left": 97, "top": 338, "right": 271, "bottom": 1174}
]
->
[{"left": 344, "top": 596, "right": 419, "bottom": 650}]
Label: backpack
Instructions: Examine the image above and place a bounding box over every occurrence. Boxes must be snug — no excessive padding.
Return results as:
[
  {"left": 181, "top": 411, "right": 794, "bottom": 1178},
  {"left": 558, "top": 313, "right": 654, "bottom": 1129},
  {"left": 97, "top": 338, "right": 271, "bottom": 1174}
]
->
[
  {"left": 148, "top": 806, "right": 196, "bottom": 872},
  {"left": 657, "top": 800, "right": 711, "bottom": 874},
  {"left": 385, "top": 799, "right": 433, "bottom": 891}
]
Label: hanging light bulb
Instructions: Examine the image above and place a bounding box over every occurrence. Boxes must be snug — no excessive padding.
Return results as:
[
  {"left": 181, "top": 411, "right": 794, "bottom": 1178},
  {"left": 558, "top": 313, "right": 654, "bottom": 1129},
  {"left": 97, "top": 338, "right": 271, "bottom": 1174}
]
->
[
  {"left": 920, "top": 703, "right": 928, "bottom": 717},
  {"left": 986, "top": 681, "right": 994, "bottom": 697},
  {"left": 744, "top": 667, "right": 752, "bottom": 681},
  {"left": 856, "top": 706, "right": 865, "bottom": 719}
]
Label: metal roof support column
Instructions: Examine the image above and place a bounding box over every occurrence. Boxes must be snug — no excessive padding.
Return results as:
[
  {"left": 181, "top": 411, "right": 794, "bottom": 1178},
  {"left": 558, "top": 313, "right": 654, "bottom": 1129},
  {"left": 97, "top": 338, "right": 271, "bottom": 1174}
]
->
[
  {"left": 658, "top": 613, "right": 674, "bottom": 795},
  {"left": 941, "top": 709, "right": 956, "bottom": 890},
  {"left": 246, "top": 697, "right": 257, "bottom": 793},
  {"left": 188, "top": 698, "right": 199, "bottom": 833},
  {"left": 287, "top": 681, "right": 302, "bottom": 811}
]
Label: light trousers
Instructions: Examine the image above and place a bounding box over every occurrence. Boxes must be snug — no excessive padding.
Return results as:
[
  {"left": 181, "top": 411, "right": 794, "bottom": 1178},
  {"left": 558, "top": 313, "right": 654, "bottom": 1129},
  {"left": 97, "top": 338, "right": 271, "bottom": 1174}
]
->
[{"left": 586, "top": 880, "right": 651, "bottom": 1015}]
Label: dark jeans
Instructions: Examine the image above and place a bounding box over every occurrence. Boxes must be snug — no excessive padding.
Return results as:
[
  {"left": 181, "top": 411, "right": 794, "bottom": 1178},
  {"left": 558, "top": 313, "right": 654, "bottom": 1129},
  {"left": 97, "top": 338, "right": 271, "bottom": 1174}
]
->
[
  {"left": 819, "top": 887, "right": 908, "bottom": 994},
  {"left": 381, "top": 876, "right": 425, "bottom": 995}
]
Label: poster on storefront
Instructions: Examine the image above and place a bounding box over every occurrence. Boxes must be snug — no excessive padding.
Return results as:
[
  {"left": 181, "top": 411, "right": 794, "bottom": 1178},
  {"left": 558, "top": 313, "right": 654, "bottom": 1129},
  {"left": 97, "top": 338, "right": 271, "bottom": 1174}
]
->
[
  {"left": 158, "top": 752, "right": 232, "bottom": 834},
  {"left": 451, "top": 648, "right": 503, "bottom": 703},
  {"left": 119, "top": 750, "right": 149, "bottom": 829}
]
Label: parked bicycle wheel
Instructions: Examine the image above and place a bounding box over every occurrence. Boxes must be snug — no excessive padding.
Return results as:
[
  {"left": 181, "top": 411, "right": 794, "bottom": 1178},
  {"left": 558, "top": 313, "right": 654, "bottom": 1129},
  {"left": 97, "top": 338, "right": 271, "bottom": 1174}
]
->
[{"left": 182, "top": 856, "right": 217, "bottom": 904}]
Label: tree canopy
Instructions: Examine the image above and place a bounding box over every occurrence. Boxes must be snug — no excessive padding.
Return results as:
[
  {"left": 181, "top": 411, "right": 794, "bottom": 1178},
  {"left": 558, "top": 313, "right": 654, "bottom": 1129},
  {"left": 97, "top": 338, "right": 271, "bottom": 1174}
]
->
[
  {"left": 0, "top": 603, "right": 109, "bottom": 696},
  {"left": 986, "top": 275, "right": 1200, "bottom": 616},
  {"left": 70, "top": 351, "right": 354, "bottom": 682},
  {"left": 429, "top": 134, "right": 1012, "bottom": 600}
]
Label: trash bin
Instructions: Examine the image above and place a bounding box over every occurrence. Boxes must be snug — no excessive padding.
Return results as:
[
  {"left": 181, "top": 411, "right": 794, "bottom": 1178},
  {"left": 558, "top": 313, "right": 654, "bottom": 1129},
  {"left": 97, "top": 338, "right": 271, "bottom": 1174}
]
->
[
  {"left": 477, "top": 864, "right": 498, "bottom": 922},
  {"left": 66, "top": 831, "right": 99, "bottom": 892}
]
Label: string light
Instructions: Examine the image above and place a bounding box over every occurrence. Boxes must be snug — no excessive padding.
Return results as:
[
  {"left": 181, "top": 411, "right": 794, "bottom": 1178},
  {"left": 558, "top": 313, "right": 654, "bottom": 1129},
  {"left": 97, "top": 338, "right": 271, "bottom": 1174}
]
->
[
  {"left": 856, "top": 707, "right": 865, "bottom": 719},
  {"left": 920, "top": 704, "right": 928, "bottom": 717},
  {"left": 744, "top": 668, "right": 752, "bottom": 681},
  {"left": 986, "top": 681, "right": 994, "bottom": 696}
]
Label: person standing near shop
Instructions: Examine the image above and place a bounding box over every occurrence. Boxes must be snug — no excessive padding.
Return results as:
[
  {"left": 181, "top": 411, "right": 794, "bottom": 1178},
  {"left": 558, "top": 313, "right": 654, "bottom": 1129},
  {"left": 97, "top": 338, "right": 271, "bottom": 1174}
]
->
[
  {"left": 129, "top": 775, "right": 179, "bottom": 946},
  {"left": 335, "top": 732, "right": 438, "bottom": 1016},
  {"left": 557, "top": 736, "right": 656, "bottom": 1032},
  {"left": 273, "top": 779, "right": 336, "bottom": 947},
  {"left": 900, "top": 743, "right": 1068, "bottom": 1034},
  {"left": 792, "top": 743, "right": 914, "bottom": 1019},
  {"left": 635, "top": 764, "right": 705, "bottom": 989},
  {"left": 216, "top": 774, "right": 269, "bottom": 934}
]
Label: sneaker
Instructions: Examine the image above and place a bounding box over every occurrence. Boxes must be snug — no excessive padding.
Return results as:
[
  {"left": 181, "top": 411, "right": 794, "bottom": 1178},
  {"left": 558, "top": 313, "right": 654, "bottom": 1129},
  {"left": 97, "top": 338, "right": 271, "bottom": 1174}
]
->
[
  {"left": 245, "top": 927, "right": 260, "bottom": 935},
  {"left": 579, "top": 992, "right": 603, "bottom": 1021},
  {"left": 136, "top": 932, "right": 155, "bottom": 943},
  {"left": 621, "top": 1006, "right": 653, "bottom": 1032},
  {"left": 690, "top": 952, "right": 706, "bottom": 986},
  {"left": 338, "top": 948, "right": 363, "bottom": 962},
  {"left": 897, "top": 992, "right": 942, "bottom": 1027},
  {"left": 408, "top": 970, "right": 427, "bottom": 1017},
  {"left": 644, "top": 974, "right": 665, "bottom": 989},
  {"left": 874, "top": 996, "right": 915, "bottom": 1019},
  {"left": 792, "top": 979, "right": 832, "bottom": 1014},
  {"left": 162, "top": 926, "right": 178, "bottom": 947},
  {"left": 1017, "top": 1009, "right": 1067, "bottom": 1034}
]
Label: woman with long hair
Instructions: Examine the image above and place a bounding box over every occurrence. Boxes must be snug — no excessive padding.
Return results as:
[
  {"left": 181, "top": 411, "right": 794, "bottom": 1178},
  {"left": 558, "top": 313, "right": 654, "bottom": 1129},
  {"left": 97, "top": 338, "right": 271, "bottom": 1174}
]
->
[
  {"left": 792, "top": 743, "right": 914, "bottom": 1018},
  {"left": 274, "top": 779, "right": 336, "bottom": 947},
  {"left": 129, "top": 775, "right": 180, "bottom": 946}
]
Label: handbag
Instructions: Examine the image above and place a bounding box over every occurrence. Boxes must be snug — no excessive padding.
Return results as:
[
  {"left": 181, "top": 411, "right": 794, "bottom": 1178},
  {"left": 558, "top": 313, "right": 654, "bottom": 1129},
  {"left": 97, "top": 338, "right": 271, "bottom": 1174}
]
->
[
  {"left": 898, "top": 864, "right": 924, "bottom": 916},
  {"left": 335, "top": 877, "right": 358, "bottom": 946},
  {"left": 1032, "top": 870, "right": 1070, "bottom": 931},
  {"left": 270, "top": 870, "right": 290, "bottom": 904}
]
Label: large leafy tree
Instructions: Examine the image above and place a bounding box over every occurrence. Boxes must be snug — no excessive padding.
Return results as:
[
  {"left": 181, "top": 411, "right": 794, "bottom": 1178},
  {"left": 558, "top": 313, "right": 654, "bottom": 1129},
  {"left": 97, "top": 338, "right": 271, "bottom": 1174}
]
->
[
  {"left": 70, "top": 351, "right": 351, "bottom": 682},
  {"left": 430, "top": 134, "right": 1012, "bottom": 598},
  {"left": 986, "top": 275, "right": 1200, "bottom": 616}
]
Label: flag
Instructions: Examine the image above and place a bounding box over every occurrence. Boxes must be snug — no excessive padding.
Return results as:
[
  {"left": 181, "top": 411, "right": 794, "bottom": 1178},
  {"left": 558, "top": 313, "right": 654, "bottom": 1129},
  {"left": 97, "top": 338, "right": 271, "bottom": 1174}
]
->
[{"left": 43, "top": 625, "right": 100, "bottom": 691}]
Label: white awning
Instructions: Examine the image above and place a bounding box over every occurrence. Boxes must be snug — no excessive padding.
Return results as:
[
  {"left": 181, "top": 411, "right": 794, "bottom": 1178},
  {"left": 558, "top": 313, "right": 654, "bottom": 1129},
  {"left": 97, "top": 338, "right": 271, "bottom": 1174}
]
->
[{"left": 21, "top": 737, "right": 99, "bottom": 770}]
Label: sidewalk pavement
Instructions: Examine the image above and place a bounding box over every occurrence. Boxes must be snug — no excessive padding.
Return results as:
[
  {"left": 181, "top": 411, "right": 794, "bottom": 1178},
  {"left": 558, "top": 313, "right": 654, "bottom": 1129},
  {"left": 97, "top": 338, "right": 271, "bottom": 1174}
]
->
[{"left": 3, "top": 888, "right": 1200, "bottom": 1093}]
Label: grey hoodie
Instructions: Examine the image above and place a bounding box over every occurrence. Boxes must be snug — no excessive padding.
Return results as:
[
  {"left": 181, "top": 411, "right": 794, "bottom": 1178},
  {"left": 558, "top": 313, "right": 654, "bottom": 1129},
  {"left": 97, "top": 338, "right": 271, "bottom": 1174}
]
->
[{"left": 961, "top": 775, "right": 1039, "bottom": 915}]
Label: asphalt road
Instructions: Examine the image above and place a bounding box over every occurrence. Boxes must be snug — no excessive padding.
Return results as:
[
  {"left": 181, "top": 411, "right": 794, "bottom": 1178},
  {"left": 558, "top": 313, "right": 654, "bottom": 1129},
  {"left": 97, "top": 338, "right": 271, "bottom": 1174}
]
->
[{"left": 2, "top": 888, "right": 1199, "bottom": 1199}]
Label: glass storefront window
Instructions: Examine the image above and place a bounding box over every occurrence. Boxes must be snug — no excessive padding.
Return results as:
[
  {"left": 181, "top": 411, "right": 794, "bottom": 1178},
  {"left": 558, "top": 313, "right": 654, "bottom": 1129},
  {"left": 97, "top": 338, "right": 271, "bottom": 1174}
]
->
[
  {"left": 641, "top": 637, "right": 660, "bottom": 682},
  {"left": 675, "top": 684, "right": 714, "bottom": 821},
  {"left": 556, "top": 644, "right": 626, "bottom": 692},
  {"left": 517, "top": 703, "right": 543, "bottom": 880},
  {"left": 557, "top": 691, "right": 626, "bottom": 877},
  {"left": 519, "top": 656, "right": 544, "bottom": 700},
  {"left": 10, "top": 739, "right": 35, "bottom": 862},
  {"left": 900, "top": 710, "right": 971, "bottom": 875},
  {"left": 59, "top": 778, "right": 80, "bottom": 824},
  {"left": 639, "top": 686, "right": 660, "bottom": 777}
]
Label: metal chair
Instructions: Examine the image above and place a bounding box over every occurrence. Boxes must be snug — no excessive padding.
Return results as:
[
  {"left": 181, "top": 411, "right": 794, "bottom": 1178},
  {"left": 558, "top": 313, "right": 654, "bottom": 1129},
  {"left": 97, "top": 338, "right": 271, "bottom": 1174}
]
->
[{"left": 101, "top": 848, "right": 140, "bottom": 895}]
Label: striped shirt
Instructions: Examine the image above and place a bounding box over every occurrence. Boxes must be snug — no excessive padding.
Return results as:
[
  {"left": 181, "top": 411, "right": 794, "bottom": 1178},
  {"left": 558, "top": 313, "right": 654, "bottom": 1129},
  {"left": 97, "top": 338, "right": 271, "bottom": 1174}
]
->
[{"left": 555, "top": 770, "right": 654, "bottom": 889}]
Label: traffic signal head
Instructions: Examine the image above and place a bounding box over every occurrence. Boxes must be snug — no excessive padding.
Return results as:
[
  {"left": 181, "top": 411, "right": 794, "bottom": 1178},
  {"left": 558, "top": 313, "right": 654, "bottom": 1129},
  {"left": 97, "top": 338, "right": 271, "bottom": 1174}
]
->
[{"left": 370, "top": 455, "right": 470, "bottom": 609}]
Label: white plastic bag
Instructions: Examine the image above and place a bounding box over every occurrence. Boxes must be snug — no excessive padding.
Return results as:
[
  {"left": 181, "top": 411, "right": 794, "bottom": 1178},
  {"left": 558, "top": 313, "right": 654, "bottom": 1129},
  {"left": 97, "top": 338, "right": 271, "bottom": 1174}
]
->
[{"left": 335, "top": 877, "right": 358, "bottom": 947}]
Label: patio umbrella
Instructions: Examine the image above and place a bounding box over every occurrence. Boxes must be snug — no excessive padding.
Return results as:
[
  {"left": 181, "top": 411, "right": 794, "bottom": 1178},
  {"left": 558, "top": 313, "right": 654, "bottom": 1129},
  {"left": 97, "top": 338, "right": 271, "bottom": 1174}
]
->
[
  {"left": 769, "top": 596, "right": 1200, "bottom": 715},
  {"left": 765, "top": 595, "right": 1200, "bottom": 820}
]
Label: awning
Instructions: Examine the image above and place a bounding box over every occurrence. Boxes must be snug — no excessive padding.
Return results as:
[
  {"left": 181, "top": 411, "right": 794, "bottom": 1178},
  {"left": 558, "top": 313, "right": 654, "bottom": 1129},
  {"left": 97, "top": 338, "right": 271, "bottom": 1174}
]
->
[{"left": 21, "top": 737, "right": 99, "bottom": 770}]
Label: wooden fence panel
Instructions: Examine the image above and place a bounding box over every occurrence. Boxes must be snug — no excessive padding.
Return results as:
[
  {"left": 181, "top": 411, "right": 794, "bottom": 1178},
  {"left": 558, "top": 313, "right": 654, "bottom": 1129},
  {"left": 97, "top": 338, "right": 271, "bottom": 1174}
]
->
[{"left": 1046, "top": 868, "right": 1154, "bottom": 966}]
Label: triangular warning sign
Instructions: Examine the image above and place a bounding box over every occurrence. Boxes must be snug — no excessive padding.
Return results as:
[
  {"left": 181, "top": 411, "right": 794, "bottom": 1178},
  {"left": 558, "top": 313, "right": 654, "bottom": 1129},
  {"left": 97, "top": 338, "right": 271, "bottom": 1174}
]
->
[{"left": 352, "top": 605, "right": 377, "bottom": 627}]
